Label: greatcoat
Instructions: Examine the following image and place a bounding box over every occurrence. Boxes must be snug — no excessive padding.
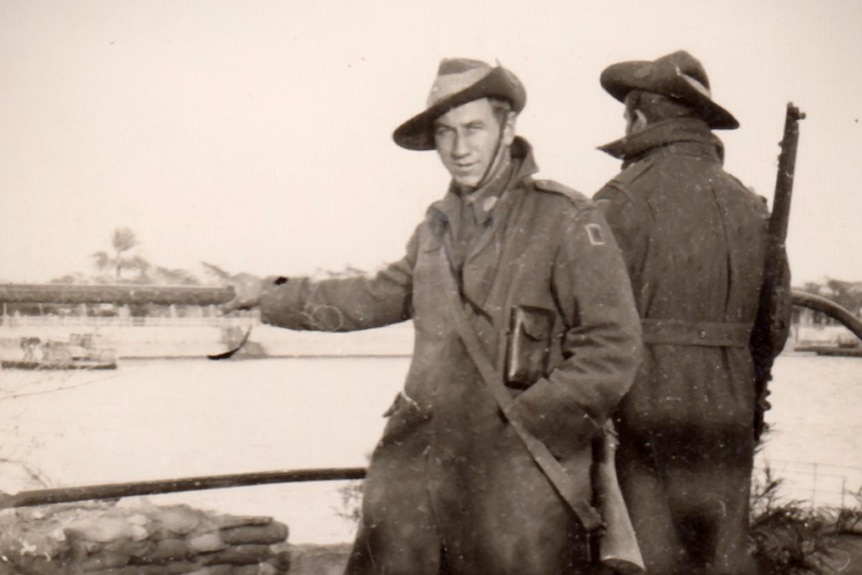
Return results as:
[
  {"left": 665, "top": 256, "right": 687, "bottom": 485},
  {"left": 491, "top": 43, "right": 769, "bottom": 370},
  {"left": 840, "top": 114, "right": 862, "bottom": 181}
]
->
[
  {"left": 258, "top": 138, "right": 642, "bottom": 574},
  {"left": 594, "top": 119, "right": 792, "bottom": 575}
]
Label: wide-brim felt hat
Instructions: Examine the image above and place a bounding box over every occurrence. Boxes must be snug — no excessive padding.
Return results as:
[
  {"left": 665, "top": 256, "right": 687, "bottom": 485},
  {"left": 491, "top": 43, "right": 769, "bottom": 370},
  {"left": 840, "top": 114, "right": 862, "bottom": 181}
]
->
[
  {"left": 393, "top": 58, "right": 527, "bottom": 151},
  {"left": 600, "top": 50, "right": 739, "bottom": 130}
]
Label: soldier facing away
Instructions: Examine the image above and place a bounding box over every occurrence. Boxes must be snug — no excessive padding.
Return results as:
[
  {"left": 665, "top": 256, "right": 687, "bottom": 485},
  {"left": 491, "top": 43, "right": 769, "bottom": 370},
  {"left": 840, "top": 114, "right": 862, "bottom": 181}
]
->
[
  {"left": 593, "top": 50, "right": 792, "bottom": 575},
  {"left": 225, "top": 58, "right": 642, "bottom": 574}
]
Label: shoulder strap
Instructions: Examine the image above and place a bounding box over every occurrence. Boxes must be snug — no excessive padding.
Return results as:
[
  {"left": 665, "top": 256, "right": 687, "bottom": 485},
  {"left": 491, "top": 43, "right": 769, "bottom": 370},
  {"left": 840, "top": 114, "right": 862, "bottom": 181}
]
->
[{"left": 435, "top": 249, "right": 604, "bottom": 534}]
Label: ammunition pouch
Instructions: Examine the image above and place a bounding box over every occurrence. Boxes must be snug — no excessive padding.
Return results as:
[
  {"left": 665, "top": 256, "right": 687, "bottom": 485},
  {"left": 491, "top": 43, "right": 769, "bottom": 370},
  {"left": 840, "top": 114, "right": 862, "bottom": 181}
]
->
[{"left": 505, "top": 305, "right": 555, "bottom": 389}]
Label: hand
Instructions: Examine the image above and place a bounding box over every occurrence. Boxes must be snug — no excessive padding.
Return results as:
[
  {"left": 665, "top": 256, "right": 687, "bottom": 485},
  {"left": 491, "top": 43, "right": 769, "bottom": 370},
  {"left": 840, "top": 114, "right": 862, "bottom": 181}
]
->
[{"left": 221, "top": 272, "right": 264, "bottom": 314}]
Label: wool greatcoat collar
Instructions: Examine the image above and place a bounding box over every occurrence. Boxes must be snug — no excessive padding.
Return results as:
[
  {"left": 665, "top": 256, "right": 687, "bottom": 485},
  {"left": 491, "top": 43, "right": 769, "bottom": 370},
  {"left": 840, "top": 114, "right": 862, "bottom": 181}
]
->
[
  {"left": 424, "top": 136, "right": 538, "bottom": 308},
  {"left": 598, "top": 117, "right": 725, "bottom": 169},
  {"left": 428, "top": 136, "right": 537, "bottom": 237}
]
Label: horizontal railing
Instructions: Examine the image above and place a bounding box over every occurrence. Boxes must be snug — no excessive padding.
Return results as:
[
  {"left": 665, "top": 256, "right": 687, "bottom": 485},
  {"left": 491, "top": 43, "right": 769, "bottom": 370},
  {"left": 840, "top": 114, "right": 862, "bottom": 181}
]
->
[
  {"left": 0, "top": 314, "right": 258, "bottom": 328},
  {"left": 0, "top": 467, "right": 367, "bottom": 510}
]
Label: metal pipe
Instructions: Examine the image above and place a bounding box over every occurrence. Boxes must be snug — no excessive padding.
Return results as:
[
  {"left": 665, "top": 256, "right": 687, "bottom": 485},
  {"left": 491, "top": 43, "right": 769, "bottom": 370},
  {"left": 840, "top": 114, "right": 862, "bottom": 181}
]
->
[
  {"left": 0, "top": 467, "right": 367, "bottom": 509},
  {"left": 790, "top": 289, "right": 862, "bottom": 341}
]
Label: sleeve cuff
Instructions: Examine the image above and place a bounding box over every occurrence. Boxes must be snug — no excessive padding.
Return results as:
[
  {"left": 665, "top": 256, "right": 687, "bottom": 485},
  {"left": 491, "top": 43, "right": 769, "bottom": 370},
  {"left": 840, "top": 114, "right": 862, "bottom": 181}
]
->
[
  {"left": 258, "top": 275, "right": 308, "bottom": 329},
  {"left": 503, "top": 378, "right": 602, "bottom": 460}
]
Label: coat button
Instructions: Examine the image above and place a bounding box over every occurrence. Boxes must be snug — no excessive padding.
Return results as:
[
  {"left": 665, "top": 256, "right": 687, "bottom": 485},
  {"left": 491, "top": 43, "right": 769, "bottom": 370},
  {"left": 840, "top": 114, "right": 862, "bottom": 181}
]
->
[{"left": 699, "top": 330, "right": 707, "bottom": 339}]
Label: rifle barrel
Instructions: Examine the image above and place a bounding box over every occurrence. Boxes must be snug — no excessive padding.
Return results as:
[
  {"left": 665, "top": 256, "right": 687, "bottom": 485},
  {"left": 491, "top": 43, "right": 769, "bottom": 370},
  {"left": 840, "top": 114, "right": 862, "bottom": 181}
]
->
[{"left": 770, "top": 102, "right": 806, "bottom": 244}]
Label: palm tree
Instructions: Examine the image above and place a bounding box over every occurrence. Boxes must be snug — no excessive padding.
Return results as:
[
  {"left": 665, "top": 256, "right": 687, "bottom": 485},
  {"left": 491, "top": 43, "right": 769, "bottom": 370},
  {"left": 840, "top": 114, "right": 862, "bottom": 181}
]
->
[{"left": 92, "top": 227, "right": 149, "bottom": 281}]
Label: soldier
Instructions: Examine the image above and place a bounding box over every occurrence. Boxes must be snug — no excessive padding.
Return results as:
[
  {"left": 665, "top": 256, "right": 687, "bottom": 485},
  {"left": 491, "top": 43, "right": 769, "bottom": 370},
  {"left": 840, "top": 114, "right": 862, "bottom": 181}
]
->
[
  {"left": 593, "top": 50, "right": 792, "bottom": 575},
  {"left": 225, "top": 58, "right": 642, "bottom": 574}
]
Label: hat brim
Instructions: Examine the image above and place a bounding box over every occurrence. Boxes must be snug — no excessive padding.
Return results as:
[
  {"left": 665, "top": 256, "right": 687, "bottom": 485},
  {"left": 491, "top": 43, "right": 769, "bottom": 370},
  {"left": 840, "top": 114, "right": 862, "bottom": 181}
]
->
[
  {"left": 393, "top": 67, "right": 527, "bottom": 151},
  {"left": 601, "top": 60, "right": 739, "bottom": 130}
]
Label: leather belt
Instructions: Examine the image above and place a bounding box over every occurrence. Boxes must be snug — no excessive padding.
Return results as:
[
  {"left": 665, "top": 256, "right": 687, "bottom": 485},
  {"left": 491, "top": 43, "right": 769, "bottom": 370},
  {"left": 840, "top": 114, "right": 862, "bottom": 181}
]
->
[{"left": 640, "top": 318, "right": 753, "bottom": 347}]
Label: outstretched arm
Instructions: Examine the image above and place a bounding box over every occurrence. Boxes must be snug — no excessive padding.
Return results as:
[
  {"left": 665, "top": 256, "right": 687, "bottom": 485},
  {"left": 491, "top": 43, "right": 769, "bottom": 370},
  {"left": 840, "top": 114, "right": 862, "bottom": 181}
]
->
[{"left": 223, "top": 231, "right": 419, "bottom": 332}]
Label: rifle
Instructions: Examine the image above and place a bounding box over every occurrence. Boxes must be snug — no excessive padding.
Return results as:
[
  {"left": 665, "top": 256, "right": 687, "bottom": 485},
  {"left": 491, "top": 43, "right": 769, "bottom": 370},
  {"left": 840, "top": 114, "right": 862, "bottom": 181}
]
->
[{"left": 752, "top": 102, "right": 805, "bottom": 440}]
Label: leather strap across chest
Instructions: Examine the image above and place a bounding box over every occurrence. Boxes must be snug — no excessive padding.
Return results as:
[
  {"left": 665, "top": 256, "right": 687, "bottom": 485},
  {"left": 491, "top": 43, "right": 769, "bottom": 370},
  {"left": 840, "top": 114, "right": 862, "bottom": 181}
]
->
[{"left": 435, "top": 248, "right": 605, "bottom": 534}]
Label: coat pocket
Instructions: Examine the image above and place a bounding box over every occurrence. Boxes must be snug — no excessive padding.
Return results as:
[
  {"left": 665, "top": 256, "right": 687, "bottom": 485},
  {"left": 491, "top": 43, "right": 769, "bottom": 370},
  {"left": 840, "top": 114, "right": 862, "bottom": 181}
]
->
[
  {"left": 380, "top": 391, "right": 430, "bottom": 447},
  {"left": 505, "top": 305, "right": 555, "bottom": 389}
]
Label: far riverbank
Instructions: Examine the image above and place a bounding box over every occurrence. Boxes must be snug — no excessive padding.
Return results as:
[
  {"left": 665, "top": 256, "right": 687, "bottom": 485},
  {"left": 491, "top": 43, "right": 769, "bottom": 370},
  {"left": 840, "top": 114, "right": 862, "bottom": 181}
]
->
[
  {"left": 0, "top": 316, "right": 856, "bottom": 360},
  {"left": 0, "top": 320, "right": 415, "bottom": 359}
]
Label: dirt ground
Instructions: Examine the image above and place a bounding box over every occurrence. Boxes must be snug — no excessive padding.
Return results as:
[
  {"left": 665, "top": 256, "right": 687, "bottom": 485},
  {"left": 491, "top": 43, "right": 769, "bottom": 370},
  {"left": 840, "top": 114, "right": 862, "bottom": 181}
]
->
[
  {"left": 289, "top": 537, "right": 862, "bottom": 575},
  {"left": 287, "top": 543, "right": 353, "bottom": 575},
  {"left": 823, "top": 534, "right": 862, "bottom": 575}
]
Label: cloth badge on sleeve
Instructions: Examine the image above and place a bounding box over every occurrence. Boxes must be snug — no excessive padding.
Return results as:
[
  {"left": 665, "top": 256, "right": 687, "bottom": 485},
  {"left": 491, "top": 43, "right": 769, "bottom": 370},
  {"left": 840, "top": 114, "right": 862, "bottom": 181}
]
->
[{"left": 585, "top": 223, "right": 606, "bottom": 246}]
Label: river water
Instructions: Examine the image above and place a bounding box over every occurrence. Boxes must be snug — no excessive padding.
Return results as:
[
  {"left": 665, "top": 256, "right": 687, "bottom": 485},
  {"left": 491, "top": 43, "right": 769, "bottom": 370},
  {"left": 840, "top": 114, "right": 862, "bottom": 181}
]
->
[{"left": 0, "top": 351, "right": 859, "bottom": 544}]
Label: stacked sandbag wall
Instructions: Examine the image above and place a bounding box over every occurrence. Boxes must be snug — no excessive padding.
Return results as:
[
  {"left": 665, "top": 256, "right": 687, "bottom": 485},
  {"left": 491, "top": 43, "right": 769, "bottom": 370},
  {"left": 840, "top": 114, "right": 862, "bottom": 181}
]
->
[{"left": 0, "top": 500, "right": 291, "bottom": 574}]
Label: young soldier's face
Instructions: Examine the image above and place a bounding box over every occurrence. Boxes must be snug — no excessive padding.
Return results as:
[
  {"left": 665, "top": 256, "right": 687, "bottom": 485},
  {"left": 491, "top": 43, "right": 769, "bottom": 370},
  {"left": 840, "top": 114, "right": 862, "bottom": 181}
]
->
[{"left": 433, "top": 98, "right": 513, "bottom": 189}]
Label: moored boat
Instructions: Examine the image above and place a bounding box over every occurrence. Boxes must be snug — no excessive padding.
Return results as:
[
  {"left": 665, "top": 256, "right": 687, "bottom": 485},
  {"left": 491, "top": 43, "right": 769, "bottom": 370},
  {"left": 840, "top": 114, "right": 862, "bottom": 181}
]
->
[
  {"left": 1, "top": 333, "right": 117, "bottom": 370},
  {"left": 0, "top": 358, "right": 117, "bottom": 370},
  {"left": 811, "top": 346, "right": 862, "bottom": 357}
]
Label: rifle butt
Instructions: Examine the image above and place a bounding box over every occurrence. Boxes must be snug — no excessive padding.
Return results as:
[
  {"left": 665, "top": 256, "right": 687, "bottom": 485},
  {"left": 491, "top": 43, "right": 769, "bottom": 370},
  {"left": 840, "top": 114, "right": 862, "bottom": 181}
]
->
[{"left": 596, "top": 429, "right": 645, "bottom": 574}]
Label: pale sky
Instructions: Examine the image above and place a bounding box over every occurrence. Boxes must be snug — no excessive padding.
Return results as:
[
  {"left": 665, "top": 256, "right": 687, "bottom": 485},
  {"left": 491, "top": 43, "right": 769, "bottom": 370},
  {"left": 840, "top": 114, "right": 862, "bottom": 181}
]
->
[{"left": 1, "top": 0, "right": 860, "bottom": 285}]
